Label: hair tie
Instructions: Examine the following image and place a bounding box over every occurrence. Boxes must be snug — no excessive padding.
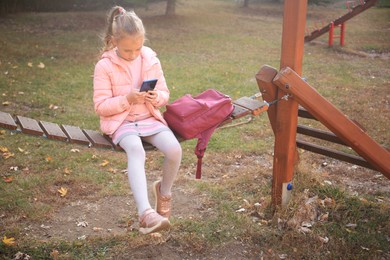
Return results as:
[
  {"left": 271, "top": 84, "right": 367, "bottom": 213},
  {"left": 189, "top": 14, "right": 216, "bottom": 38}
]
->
[{"left": 118, "top": 7, "right": 126, "bottom": 15}]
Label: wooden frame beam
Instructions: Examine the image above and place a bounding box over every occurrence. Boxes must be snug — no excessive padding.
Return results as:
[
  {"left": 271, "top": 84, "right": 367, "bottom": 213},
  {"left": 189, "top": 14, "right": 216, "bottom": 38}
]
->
[
  {"left": 305, "top": 0, "right": 378, "bottom": 42},
  {"left": 273, "top": 67, "right": 390, "bottom": 178}
]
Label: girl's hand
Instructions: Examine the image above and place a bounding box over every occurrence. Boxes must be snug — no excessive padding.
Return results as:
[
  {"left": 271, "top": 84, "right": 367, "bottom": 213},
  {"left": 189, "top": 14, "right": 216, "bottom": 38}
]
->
[
  {"left": 144, "top": 90, "right": 159, "bottom": 106},
  {"left": 126, "top": 91, "right": 146, "bottom": 104}
]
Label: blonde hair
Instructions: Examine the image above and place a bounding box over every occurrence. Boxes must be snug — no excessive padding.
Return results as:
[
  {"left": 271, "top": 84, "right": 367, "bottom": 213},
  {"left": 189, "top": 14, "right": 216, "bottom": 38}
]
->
[{"left": 102, "top": 6, "right": 145, "bottom": 52}]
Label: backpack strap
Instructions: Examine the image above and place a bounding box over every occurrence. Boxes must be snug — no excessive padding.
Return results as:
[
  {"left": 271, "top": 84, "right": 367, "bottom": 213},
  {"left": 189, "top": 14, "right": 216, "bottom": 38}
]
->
[{"left": 194, "top": 125, "right": 219, "bottom": 179}]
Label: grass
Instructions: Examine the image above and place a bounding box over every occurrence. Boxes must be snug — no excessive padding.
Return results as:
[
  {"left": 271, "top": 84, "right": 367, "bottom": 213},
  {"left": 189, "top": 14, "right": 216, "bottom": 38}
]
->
[{"left": 0, "top": 0, "right": 389, "bottom": 259}]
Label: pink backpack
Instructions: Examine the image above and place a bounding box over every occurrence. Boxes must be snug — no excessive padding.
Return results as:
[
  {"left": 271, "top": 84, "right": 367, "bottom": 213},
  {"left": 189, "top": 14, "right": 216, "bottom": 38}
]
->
[{"left": 163, "top": 89, "right": 234, "bottom": 179}]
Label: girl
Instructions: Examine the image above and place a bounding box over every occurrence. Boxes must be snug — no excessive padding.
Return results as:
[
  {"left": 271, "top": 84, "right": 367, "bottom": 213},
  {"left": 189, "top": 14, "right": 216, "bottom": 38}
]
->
[{"left": 93, "top": 6, "right": 182, "bottom": 234}]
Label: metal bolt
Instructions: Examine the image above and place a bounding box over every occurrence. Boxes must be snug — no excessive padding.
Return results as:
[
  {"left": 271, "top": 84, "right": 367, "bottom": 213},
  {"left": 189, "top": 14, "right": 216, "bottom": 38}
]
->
[{"left": 285, "top": 84, "right": 290, "bottom": 89}]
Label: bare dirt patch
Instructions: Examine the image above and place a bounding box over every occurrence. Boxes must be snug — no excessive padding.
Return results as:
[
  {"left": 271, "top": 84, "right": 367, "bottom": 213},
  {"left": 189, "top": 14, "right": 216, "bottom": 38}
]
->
[
  {"left": 22, "top": 174, "right": 203, "bottom": 242},
  {"left": 15, "top": 151, "right": 388, "bottom": 244}
]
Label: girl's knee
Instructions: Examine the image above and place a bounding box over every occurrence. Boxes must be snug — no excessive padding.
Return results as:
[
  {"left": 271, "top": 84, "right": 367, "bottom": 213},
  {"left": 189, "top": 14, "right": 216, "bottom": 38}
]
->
[
  {"left": 120, "top": 137, "right": 145, "bottom": 156},
  {"left": 165, "top": 142, "right": 182, "bottom": 160},
  {"left": 126, "top": 145, "right": 145, "bottom": 157}
]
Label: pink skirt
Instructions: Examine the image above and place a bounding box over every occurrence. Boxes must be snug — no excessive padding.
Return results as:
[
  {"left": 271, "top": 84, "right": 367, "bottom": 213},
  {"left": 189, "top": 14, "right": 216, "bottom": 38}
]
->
[{"left": 112, "top": 117, "right": 170, "bottom": 145}]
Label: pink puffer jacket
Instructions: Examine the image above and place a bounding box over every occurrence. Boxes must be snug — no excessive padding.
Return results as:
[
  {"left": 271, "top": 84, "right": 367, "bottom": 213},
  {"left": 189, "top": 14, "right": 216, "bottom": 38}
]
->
[{"left": 93, "top": 46, "right": 169, "bottom": 135}]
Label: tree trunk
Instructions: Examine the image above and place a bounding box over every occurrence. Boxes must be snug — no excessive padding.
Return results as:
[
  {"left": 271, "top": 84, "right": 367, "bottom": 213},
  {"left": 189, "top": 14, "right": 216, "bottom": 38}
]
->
[
  {"left": 243, "top": 0, "right": 250, "bottom": 7},
  {"left": 166, "top": 0, "right": 176, "bottom": 16}
]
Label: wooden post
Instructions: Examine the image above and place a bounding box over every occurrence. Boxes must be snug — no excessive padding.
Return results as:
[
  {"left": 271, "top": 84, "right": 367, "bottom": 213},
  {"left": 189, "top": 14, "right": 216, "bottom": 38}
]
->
[
  {"left": 255, "top": 65, "right": 279, "bottom": 134},
  {"left": 272, "top": 0, "right": 307, "bottom": 207},
  {"left": 340, "top": 22, "right": 346, "bottom": 46},
  {"left": 329, "top": 22, "right": 334, "bottom": 46}
]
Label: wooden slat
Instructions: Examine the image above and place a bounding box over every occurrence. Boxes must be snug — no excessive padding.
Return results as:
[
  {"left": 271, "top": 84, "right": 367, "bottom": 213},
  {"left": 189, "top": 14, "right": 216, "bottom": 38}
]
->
[
  {"left": 16, "top": 116, "right": 44, "bottom": 136},
  {"left": 39, "top": 121, "right": 68, "bottom": 141},
  {"left": 233, "top": 97, "right": 268, "bottom": 116},
  {"left": 296, "top": 140, "right": 375, "bottom": 170},
  {"left": 61, "top": 125, "right": 90, "bottom": 145},
  {"left": 298, "top": 107, "right": 317, "bottom": 120},
  {"left": 297, "top": 125, "right": 345, "bottom": 145},
  {"left": 231, "top": 104, "right": 250, "bottom": 119},
  {"left": 0, "top": 111, "right": 17, "bottom": 130},
  {"left": 83, "top": 129, "right": 114, "bottom": 149}
]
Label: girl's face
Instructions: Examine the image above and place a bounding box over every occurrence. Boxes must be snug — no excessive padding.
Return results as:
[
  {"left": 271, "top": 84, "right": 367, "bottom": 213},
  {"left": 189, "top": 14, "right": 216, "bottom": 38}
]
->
[{"left": 113, "top": 34, "right": 144, "bottom": 61}]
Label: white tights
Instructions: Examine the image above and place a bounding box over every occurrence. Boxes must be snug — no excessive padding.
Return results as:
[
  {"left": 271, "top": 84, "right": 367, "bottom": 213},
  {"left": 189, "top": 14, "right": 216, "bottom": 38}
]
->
[{"left": 119, "top": 130, "right": 182, "bottom": 216}]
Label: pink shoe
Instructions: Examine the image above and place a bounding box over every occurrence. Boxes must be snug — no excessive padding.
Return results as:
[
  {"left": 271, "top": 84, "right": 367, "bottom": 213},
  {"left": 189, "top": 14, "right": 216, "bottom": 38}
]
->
[
  {"left": 139, "top": 208, "right": 170, "bottom": 234},
  {"left": 153, "top": 180, "right": 172, "bottom": 218}
]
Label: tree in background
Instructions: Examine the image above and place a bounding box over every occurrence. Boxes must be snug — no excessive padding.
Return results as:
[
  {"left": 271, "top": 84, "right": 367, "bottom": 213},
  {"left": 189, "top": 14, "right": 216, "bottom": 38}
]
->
[
  {"left": 166, "top": 0, "right": 176, "bottom": 15},
  {"left": 0, "top": 0, "right": 177, "bottom": 16}
]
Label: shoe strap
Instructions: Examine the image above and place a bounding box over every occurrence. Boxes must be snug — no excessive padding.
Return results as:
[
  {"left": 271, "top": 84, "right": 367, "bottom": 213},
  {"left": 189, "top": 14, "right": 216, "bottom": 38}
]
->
[{"left": 139, "top": 208, "right": 155, "bottom": 223}]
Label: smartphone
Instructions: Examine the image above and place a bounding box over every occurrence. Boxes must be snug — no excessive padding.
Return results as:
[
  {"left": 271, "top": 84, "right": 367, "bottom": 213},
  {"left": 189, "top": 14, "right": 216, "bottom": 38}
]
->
[{"left": 140, "top": 79, "right": 158, "bottom": 92}]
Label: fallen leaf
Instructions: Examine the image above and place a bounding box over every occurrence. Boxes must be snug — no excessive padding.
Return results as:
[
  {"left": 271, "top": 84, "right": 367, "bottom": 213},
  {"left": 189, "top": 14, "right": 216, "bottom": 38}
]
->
[
  {"left": 5, "top": 153, "right": 14, "bottom": 159},
  {"left": 3, "top": 176, "right": 13, "bottom": 183},
  {"left": 359, "top": 198, "right": 368, "bottom": 203},
  {"left": 301, "top": 221, "right": 312, "bottom": 228},
  {"left": 37, "top": 62, "right": 45, "bottom": 69},
  {"left": 242, "top": 199, "right": 251, "bottom": 207},
  {"left": 14, "top": 252, "right": 31, "bottom": 259},
  {"left": 2, "top": 147, "right": 14, "bottom": 159},
  {"left": 2, "top": 236, "right": 16, "bottom": 246},
  {"left": 57, "top": 187, "right": 68, "bottom": 197},
  {"left": 40, "top": 224, "right": 51, "bottom": 229},
  {"left": 77, "top": 221, "right": 88, "bottom": 227},
  {"left": 46, "top": 156, "right": 53, "bottom": 162},
  {"left": 108, "top": 167, "right": 118, "bottom": 174},
  {"left": 299, "top": 227, "right": 312, "bottom": 233},
  {"left": 319, "top": 236, "right": 329, "bottom": 244},
  {"left": 319, "top": 197, "right": 335, "bottom": 207},
  {"left": 346, "top": 223, "right": 357, "bottom": 229},
  {"left": 64, "top": 168, "right": 72, "bottom": 174},
  {"left": 375, "top": 196, "right": 384, "bottom": 203},
  {"left": 17, "top": 147, "right": 25, "bottom": 153},
  {"left": 77, "top": 235, "right": 87, "bottom": 240},
  {"left": 318, "top": 212, "right": 329, "bottom": 222},
  {"left": 49, "top": 104, "right": 58, "bottom": 110},
  {"left": 2, "top": 101, "right": 11, "bottom": 106},
  {"left": 27, "top": 62, "right": 33, "bottom": 67},
  {"left": 50, "top": 249, "right": 59, "bottom": 260},
  {"left": 70, "top": 148, "right": 80, "bottom": 153},
  {"left": 100, "top": 160, "right": 109, "bottom": 167},
  {"left": 150, "top": 232, "right": 162, "bottom": 238}
]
